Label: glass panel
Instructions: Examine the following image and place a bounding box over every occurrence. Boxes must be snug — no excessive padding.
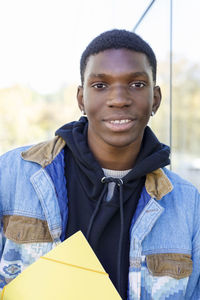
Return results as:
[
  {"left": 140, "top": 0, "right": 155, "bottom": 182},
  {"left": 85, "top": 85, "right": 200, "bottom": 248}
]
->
[{"left": 135, "top": 0, "right": 200, "bottom": 190}]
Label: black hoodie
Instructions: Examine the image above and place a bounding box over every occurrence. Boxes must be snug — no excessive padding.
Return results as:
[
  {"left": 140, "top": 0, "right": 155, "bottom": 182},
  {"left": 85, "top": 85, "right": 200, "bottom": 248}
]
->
[{"left": 56, "top": 117, "right": 170, "bottom": 299}]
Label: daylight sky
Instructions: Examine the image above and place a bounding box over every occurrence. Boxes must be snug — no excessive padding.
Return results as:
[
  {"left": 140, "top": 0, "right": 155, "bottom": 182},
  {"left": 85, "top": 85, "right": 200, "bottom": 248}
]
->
[{"left": 0, "top": 0, "right": 199, "bottom": 93}]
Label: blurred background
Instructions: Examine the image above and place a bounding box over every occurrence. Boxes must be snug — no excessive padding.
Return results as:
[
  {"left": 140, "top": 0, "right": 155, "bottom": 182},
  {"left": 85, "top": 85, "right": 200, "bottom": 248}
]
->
[{"left": 0, "top": 0, "right": 199, "bottom": 190}]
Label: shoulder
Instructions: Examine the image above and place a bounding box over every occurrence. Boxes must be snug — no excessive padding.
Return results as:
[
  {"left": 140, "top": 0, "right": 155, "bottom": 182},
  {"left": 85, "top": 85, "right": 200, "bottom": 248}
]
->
[
  {"left": 162, "top": 168, "right": 200, "bottom": 208},
  {"left": 0, "top": 138, "right": 66, "bottom": 216},
  {"left": 0, "top": 145, "right": 33, "bottom": 169},
  {"left": 163, "top": 168, "right": 199, "bottom": 193},
  {"left": 0, "top": 136, "right": 66, "bottom": 169}
]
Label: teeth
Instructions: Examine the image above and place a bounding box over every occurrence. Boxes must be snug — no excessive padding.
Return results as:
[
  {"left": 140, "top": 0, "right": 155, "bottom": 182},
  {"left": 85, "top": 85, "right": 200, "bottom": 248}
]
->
[{"left": 110, "top": 119, "right": 130, "bottom": 124}]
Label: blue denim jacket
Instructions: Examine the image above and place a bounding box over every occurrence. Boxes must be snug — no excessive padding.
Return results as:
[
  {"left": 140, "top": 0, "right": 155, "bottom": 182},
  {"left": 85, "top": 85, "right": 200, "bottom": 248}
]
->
[{"left": 0, "top": 137, "right": 200, "bottom": 299}]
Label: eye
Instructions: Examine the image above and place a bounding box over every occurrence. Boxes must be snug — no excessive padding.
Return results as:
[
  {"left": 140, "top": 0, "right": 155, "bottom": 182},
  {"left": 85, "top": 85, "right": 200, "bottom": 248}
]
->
[
  {"left": 92, "top": 82, "right": 107, "bottom": 89},
  {"left": 130, "top": 81, "right": 146, "bottom": 88}
]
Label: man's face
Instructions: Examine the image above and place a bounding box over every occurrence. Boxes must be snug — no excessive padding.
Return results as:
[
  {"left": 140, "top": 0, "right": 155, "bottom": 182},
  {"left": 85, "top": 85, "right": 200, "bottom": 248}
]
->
[{"left": 77, "top": 48, "right": 161, "bottom": 149}]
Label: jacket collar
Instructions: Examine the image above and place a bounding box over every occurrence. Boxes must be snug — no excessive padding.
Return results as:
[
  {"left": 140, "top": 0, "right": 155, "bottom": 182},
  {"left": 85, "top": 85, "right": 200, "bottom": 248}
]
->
[
  {"left": 21, "top": 136, "right": 66, "bottom": 168},
  {"left": 21, "top": 137, "right": 173, "bottom": 200},
  {"left": 146, "top": 168, "right": 173, "bottom": 200}
]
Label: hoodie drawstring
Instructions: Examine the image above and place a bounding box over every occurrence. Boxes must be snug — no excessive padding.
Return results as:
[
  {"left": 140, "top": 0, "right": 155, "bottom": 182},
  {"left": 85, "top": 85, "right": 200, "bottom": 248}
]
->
[
  {"left": 87, "top": 176, "right": 124, "bottom": 296},
  {"left": 86, "top": 182, "right": 107, "bottom": 240}
]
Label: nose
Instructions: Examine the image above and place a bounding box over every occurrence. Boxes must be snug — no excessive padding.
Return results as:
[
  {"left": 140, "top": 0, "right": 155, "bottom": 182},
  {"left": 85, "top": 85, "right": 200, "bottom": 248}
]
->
[{"left": 107, "top": 85, "right": 131, "bottom": 107}]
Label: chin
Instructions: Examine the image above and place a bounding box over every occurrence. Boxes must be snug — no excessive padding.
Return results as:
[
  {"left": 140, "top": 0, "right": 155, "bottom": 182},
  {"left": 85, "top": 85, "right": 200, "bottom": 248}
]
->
[{"left": 104, "top": 137, "right": 138, "bottom": 148}]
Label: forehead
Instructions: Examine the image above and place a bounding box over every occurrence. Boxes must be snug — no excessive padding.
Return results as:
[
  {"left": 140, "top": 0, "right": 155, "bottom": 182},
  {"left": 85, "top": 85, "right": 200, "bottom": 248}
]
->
[{"left": 84, "top": 48, "right": 152, "bottom": 79}]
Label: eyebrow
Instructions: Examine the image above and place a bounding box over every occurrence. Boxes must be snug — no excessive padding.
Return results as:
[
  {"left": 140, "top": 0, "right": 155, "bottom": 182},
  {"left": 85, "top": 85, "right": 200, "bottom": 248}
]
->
[{"left": 88, "top": 71, "right": 150, "bottom": 79}]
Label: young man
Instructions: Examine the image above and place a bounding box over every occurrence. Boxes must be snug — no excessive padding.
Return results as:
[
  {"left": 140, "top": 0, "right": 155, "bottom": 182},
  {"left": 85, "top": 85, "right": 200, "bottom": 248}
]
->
[{"left": 0, "top": 29, "right": 200, "bottom": 300}]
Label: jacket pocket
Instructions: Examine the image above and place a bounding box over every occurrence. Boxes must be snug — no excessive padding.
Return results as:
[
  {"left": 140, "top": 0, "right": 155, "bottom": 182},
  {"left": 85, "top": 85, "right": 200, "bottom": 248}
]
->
[
  {"left": 146, "top": 253, "right": 193, "bottom": 279},
  {"left": 3, "top": 215, "right": 53, "bottom": 244}
]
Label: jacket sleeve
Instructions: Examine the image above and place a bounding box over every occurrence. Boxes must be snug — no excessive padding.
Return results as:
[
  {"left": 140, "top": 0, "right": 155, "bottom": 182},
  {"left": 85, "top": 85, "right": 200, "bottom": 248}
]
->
[
  {"left": 186, "top": 188, "right": 200, "bottom": 299},
  {"left": 0, "top": 221, "right": 5, "bottom": 261},
  {"left": 0, "top": 153, "right": 6, "bottom": 263},
  {"left": 0, "top": 154, "right": 4, "bottom": 261},
  {"left": 0, "top": 153, "right": 7, "bottom": 291}
]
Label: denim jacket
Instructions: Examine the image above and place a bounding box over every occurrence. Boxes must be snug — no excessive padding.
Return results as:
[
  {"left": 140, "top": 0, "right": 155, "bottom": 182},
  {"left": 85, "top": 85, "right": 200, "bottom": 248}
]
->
[{"left": 0, "top": 136, "right": 200, "bottom": 299}]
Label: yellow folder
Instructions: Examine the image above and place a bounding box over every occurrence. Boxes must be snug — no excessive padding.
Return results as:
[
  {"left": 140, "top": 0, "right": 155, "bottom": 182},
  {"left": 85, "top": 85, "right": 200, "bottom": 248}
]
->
[{"left": 1, "top": 231, "right": 121, "bottom": 299}]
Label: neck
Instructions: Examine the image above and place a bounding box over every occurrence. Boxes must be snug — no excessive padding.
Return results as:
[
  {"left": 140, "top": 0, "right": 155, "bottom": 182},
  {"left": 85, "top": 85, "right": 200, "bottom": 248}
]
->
[{"left": 88, "top": 136, "right": 142, "bottom": 171}]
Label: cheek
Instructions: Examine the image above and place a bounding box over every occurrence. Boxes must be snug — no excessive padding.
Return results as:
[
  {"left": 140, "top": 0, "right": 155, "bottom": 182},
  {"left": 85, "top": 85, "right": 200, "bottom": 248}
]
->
[
  {"left": 83, "top": 92, "right": 103, "bottom": 114},
  {"left": 137, "top": 92, "right": 153, "bottom": 112},
  {"left": 137, "top": 99, "right": 152, "bottom": 112}
]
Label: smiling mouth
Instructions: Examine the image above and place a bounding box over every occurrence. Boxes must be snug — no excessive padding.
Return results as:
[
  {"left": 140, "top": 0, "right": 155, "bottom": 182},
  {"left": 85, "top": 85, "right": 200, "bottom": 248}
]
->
[
  {"left": 104, "top": 118, "right": 135, "bottom": 131},
  {"left": 109, "top": 119, "right": 131, "bottom": 124}
]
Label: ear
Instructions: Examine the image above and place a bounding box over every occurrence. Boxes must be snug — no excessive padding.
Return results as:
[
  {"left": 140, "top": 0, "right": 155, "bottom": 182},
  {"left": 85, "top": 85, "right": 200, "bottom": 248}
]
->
[
  {"left": 77, "top": 85, "right": 84, "bottom": 112},
  {"left": 152, "top": 86, "right": 162, "bottom": 114}
]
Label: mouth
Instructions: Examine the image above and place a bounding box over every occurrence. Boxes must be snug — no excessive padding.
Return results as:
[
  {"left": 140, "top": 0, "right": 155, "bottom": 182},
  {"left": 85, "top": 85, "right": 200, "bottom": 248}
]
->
[
  {"left": 103, "top": 118, "right": 136, "bottom": 132},
  {"left": 109, "top": 119, "right": 131, "bottom": 124}
]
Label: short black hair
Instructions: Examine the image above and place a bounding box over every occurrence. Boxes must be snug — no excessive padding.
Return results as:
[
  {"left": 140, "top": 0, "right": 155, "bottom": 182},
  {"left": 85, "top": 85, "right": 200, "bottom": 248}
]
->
[{"left": 80, "top": 29, "right": 157, "bottom": 84}]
